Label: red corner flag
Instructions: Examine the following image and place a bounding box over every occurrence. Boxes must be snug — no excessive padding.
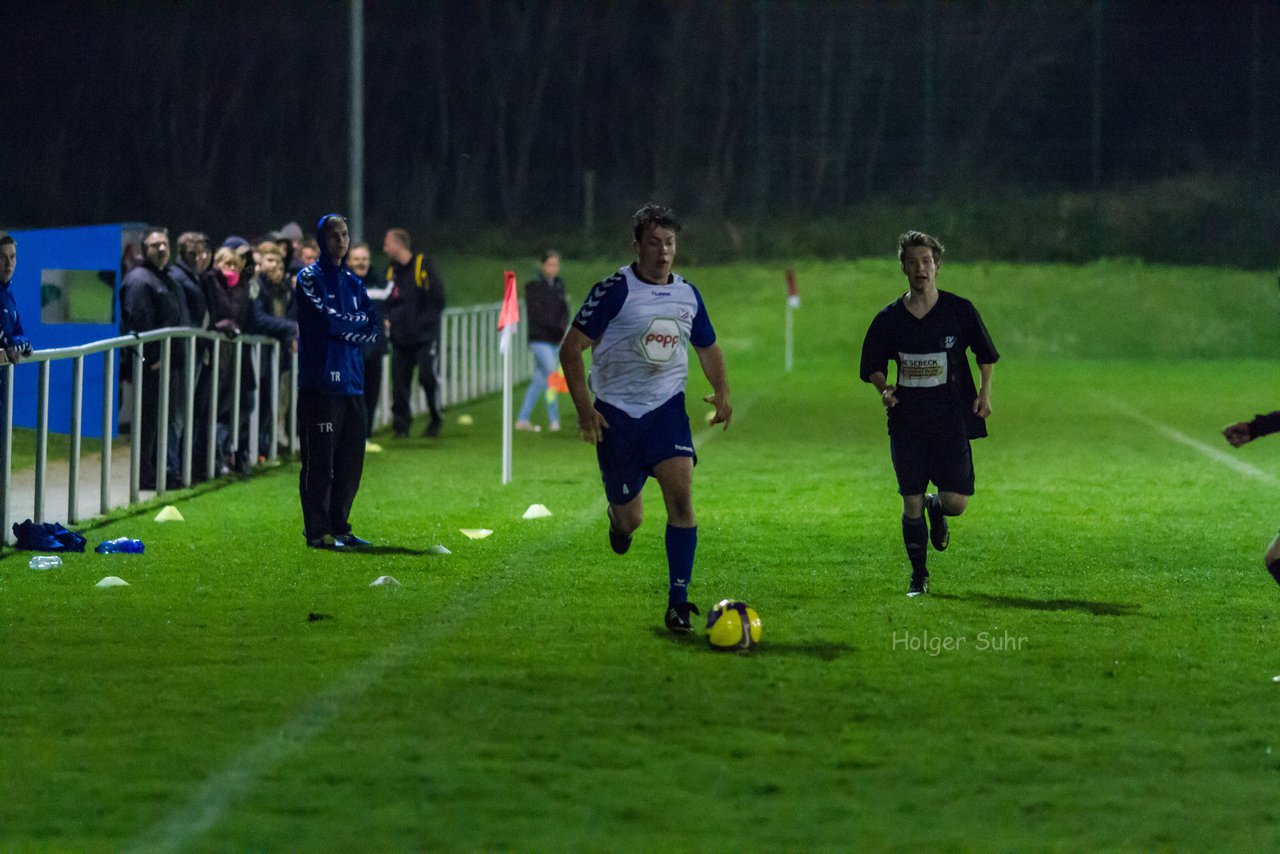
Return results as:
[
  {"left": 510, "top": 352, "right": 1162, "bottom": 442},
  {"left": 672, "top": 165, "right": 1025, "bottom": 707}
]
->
[
  {"left": 498, "top": 270, "right": 520, "bottom": 353},
  {"left": 499, "top": 270, "right": 520, "bottom": 329},
  {"left": 785, "top": 266, "right": 800, "bottom": 308}
]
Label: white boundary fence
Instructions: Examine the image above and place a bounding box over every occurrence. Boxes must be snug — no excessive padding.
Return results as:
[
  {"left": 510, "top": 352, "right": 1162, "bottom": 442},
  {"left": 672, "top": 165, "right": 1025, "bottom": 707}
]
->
[{"left": 0, "top": 301, "right": 531, "bottom": 545}]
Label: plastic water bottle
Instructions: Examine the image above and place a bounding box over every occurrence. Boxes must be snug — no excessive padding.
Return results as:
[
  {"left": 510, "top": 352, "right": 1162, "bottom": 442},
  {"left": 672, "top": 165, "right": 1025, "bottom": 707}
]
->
[
  {"left": 95, "top": 538, "right": 145, "bottom": 555},
  {"left": 28, "top": 555, "right": 62, "bottom": 570}
]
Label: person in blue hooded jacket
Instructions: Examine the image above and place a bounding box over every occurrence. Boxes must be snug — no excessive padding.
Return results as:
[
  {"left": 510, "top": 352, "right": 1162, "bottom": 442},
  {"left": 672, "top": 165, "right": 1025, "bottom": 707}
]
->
[
  {"left": 0, "top": 233, "right": 33, "bottom": 364},
  {"left": 295, "top": 214, "right": 379, "bottom": 549}
]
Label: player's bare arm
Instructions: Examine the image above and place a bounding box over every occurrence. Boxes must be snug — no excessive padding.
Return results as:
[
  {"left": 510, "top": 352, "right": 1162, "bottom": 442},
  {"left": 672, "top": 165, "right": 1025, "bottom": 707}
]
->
[
  {"left": 973, "top": 362, "right": 993, "bottom": 418},
  {"left": 559, "top": 325, "right": 609, "bottom": 444},
  {"left": 694, "top": 342, "right": 732, "bottom": 429},
  {"left": 866, "top": 371, "right": 898, "bottom": 409}
]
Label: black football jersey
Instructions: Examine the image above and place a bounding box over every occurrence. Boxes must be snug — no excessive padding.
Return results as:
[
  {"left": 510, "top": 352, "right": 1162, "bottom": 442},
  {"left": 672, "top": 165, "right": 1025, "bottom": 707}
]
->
[{"left": 859, "top": 290, "right": 999, "bottom": 438}]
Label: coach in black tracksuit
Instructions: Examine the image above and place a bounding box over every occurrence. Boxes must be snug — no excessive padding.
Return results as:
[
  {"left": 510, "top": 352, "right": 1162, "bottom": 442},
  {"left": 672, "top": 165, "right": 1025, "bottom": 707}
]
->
[
  {"left": 295, "top": 214, "right": 378, "bottom": 549},
  {"left": 382, "top": 228, "right": 446, "bottom": 438}
]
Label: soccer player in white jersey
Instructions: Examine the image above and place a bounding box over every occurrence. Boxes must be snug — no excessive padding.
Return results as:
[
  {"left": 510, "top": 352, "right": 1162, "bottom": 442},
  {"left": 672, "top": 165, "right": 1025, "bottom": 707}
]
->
[
  {"left": 860, "top": 231, "right": 999, "bottom": 597},
  {"left": 560, "top": 204, "right": 732, "bottom": 634}
]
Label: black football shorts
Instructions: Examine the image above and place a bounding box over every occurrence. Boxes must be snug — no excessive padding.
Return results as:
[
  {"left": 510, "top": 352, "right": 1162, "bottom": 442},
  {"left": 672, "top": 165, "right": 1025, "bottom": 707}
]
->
[{"left": 888, "top": 423, "right": 975, "bottom": 497}]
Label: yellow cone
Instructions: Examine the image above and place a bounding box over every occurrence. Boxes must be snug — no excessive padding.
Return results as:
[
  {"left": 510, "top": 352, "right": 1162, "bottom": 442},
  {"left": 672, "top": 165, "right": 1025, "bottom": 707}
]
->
[{"left": 154, "top": 505, "right": 185, "bottom": 522}]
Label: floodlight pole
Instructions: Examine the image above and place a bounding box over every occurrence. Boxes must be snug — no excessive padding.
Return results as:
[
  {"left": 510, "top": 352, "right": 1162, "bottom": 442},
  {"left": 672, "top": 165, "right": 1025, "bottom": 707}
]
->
[{"left": 349, "top": 0, "right": 365, "bottom": 243}]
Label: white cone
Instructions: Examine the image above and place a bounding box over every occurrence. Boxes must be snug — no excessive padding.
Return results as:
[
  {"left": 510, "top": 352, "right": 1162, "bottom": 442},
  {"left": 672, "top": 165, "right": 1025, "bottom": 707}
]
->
[
  {"left": 370, "top": 575, "right": 400, "bottom": 587},
  {"left": 427, "top": 544, "right": 452, "bottom": 555},
  {"left": 522, "top": 503, "right": 553, "bottom": 520},
  {"left": 460, "top": 528, "right": 493, "bottom": 539},
  {"left": 96, "top": 576, "right": 129, "bottom": 588}
]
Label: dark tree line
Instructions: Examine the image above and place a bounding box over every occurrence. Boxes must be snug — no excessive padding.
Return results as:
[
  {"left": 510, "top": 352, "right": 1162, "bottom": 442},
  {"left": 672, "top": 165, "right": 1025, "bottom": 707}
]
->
[{"left": 4, "top": 0, "right": 1277, "bottom": 252}]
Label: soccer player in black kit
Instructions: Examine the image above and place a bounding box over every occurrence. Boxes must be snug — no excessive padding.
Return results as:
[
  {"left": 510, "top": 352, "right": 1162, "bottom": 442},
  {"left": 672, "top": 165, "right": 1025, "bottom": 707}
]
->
[
  {"left": 1223, "top": 413, "right": 1280, "bottom": 586},
  {"left": 860, "top": 231, "right": 999, "bottom": 596}
]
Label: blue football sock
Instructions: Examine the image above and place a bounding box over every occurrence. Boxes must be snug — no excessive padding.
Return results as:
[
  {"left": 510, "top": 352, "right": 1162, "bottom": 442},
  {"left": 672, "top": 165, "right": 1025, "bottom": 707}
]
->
[{"left": 666, "top": 524, "right": 697, "bottom": 606}]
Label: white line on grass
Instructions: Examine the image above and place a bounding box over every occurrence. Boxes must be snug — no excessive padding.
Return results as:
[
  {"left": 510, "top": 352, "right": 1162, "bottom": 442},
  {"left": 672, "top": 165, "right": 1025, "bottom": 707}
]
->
[
  {"left": 129, "top": 399, "right": 743, "bottom": 852},
  {"left": 125, "top": 591, "right": 502, "bottom": 854},
  {"left": 1111, "top": 400, "right": 1280, "bottom": 486}
]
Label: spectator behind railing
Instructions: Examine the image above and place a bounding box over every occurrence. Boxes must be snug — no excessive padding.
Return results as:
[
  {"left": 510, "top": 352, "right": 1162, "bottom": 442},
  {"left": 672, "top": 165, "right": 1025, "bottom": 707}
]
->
[
  {"left": 171, "top": 231, "right": 215, "bottom": 479},
  {"left": 279, "top": 221, "right": 305, "bottom": 277},
  {"left": 120, "top": 227, "right": 191, "bottom": 490},
  {"left": 203, "top": 242, "right": 259, "bottom": 474},
  {"left": 0, "top": 233, "right": 34, "bottom": 365},
  {"left": 251, "top": 239, "right": 297, "bottom": 456},
  {"left": 347, "top": 242, "right": 390, "bottom": 439},
  {"left": 296, "top": 237, "right": 320, "bottom": 270}
]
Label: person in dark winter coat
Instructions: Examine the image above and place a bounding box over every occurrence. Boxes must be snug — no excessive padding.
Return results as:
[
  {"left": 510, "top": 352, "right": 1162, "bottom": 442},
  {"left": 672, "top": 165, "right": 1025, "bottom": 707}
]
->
[
  {"left": 169, "top": 231, "right": 214, "bottom": 479},
  {"left": 251, "top": 240, "right": 298, "bottom": 454},
  {"left": 516, "top": 250, "right": 570, "bottom": 432},
  {"left": 202, "top": 244, "right": 259, "bottom": 473},
  {"left": 348, "top": 242, "right": 390, "bottom": 438},
  {"left": 382, "top": 227, "right": 446, "bottom": 438},
  {"left": 121, "top": 227, "right": 192, "bottom": 490},
  {"left": 0, "top": 233, "right": 33, "bottom": 364}
]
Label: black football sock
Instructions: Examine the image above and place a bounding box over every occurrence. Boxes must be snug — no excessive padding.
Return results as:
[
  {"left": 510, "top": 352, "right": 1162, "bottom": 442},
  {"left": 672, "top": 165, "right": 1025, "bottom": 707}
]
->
[
  {"left": 1267, "top": 558, "right": 1280, "bottom": 587},
  {"left": 902, "top": 514, "right": 928, "bottom": 574}
]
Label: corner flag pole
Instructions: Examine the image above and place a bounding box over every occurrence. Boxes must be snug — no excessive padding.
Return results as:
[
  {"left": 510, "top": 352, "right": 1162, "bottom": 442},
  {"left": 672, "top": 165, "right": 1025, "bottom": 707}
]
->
[
  {"left": 498, "top": 271, "right": 520, "bottom": 484},
  {"left": 784, "top": 267, "right": 800, "bottom": 372}
]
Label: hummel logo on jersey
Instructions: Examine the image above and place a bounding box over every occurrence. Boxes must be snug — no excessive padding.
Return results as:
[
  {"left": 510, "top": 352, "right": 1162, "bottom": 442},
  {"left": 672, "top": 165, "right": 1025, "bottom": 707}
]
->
[
  {"left": 579, "top": 285, "right": 607, "bottom": 318},
  {"left": 675, "top": 444, "right": 694, "bottom": 452}
]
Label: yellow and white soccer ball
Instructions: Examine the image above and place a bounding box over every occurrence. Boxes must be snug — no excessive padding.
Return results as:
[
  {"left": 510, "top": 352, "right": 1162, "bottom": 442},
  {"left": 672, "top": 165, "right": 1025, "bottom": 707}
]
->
[{"left": 706, "top": 599, "right": 763, "bottom": 651}]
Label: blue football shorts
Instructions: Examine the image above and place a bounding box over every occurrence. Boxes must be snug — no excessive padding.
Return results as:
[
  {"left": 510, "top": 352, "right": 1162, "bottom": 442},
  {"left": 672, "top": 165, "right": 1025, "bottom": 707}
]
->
[{"left": 594, "top": 393, "right": 696, "bottom": 505}]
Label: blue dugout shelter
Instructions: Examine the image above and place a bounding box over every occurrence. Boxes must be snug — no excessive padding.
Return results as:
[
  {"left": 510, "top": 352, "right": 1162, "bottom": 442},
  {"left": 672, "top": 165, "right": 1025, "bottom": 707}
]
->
[{"left": 7, "top": 223, "right": 147, "bottom": 439}]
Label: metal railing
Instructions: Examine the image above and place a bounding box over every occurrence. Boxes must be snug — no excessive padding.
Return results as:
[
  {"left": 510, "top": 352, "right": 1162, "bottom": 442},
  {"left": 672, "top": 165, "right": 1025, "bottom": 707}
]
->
[{"left": 0, "top": 301, "right": 532, "bottom": 544}]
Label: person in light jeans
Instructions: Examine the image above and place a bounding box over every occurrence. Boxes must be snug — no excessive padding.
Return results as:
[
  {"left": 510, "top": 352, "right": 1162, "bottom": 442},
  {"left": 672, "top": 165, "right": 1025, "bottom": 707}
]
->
[{"left": 516, "top": 250, "right": 570, "bottom": 432}]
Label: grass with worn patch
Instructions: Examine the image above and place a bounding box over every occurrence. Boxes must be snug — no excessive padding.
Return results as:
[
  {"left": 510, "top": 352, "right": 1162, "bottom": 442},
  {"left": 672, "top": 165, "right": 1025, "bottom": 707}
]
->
[{"left": 2, "top": 257, "right": 1280, "bottom": 850}]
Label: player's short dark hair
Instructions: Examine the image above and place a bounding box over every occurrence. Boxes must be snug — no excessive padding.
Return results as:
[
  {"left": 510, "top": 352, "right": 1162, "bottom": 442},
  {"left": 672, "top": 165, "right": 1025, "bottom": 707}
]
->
[
  {"left": 897, "top": 230, "right": 944, "bottom": 265},
  {"left": 632, "top": 204, "right": 681, "bottom": 243},
  {"left": 541, "top": 249, "right": 560, "bottom": 263},
  {"left": 350, "top": 241, "right": 370, "bottom": 252},
  {"left": 0, "top": 233, "right": 13, "bottom": 249},
  {"left": 143, "top": 227, "right": 169, "bottom": 246},
  {"left": 386, "top": 228, "right": 412, "bottom": 251}
]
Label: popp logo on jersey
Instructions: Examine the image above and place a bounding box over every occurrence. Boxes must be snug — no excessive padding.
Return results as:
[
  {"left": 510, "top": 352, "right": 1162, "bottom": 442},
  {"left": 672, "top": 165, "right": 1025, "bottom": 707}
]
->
[{"left": 639, "top": 317, "right": 682, "bottom": 364}]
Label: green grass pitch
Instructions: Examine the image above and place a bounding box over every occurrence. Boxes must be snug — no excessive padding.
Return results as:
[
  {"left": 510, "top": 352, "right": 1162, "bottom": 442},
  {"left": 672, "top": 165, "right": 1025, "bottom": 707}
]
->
[{"left": 3, "top": 256, "right": 1280, "bottom": 849}]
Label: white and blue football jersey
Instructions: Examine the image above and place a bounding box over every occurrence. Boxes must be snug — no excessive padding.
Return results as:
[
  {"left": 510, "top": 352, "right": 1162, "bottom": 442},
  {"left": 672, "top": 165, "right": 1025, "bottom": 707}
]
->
[{"left": 572, "top": 264, "right": 716, "bottom": 418}]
